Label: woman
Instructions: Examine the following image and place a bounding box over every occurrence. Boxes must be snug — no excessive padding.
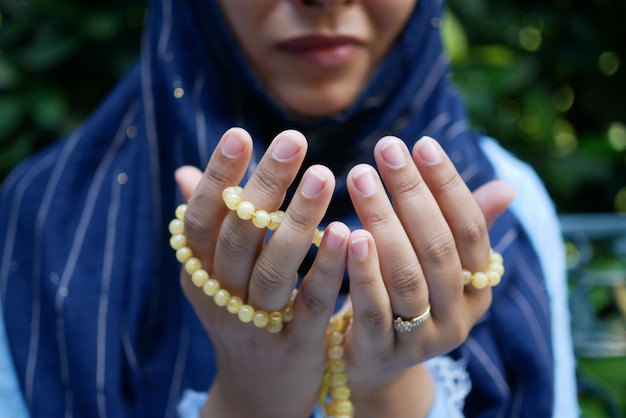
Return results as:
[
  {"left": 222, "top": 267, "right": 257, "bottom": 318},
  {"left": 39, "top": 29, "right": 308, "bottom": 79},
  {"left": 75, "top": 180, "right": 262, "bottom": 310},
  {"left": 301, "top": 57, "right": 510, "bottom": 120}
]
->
[{"left": 0, "top": 0, "right": 577, "bottom": 416}]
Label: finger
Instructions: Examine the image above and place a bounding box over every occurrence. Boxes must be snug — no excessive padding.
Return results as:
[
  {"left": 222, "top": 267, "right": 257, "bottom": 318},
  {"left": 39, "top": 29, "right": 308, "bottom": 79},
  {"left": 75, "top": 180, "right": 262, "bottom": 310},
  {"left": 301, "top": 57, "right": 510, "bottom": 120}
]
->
[
  {"left": 411, "top": 136, "right": 492, "bottom": 275},
  {"left": 248, "top": 165, "right": 336, "bottom": 311},
  {"left": 344, "top": 229, "right": 394, "bottom": 352},
  {"left": 183, "top": 127, "right": 253, "bottom": 271},
  {"left": 472, "top": 180, "right": 515, "bottom": 229},
  {"left": 175, "top": 166, "right": 203, "bottom": 202},
  {"left": 346, "top": 163, "right": 430, "bottom": 324},
  {"left": 409, "top": 137, "right": 495, "bottom": 324},
  {"left": 290, "top": 222, "right": 350, "bottom": 346},
  {"left": 213, "top": 130, "right": 308, "bottom": 298}
]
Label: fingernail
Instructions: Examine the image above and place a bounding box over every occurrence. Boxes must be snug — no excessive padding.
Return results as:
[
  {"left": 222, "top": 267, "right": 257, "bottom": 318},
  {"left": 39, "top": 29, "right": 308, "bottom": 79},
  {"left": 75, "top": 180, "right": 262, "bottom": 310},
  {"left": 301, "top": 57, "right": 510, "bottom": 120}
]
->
[
  {"left": 221, "top": 132, "right": 246, "bottom": 158},
  {"left": 353, "top": 166, "right": 378, "bottom": 197},
  {"left": 325, "top": 225, "right": 347, "bottom": 251},
  {"left": 272, "top": 134, "right": 301, "bottom": 161},
  {"left": 381, "top": 139, "right": 406, "bottom": 168},
  {"left": 417, "top": 136, "right": 442, "bottom": 165},
  {"left": 350, "top": 237, "right": 369, "bottom": 259},
  {"left": 301, "top": 167, "right": 327, "bottom": 198}
]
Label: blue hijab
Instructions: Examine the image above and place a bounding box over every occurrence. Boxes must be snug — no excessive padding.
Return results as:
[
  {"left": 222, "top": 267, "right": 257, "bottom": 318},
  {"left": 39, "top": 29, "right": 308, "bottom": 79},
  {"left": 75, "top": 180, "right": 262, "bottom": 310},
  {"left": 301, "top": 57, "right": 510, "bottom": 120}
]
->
[{"left": 0, "top": 0, "right": 553, "bottom": 416}]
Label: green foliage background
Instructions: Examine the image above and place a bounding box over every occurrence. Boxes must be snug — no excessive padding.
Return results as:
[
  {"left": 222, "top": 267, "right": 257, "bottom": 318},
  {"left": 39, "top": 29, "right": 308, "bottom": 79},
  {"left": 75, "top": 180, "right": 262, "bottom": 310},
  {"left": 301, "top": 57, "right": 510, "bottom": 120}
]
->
[{"left": 1, "top": 0, "right": 625, "bottom": 416}]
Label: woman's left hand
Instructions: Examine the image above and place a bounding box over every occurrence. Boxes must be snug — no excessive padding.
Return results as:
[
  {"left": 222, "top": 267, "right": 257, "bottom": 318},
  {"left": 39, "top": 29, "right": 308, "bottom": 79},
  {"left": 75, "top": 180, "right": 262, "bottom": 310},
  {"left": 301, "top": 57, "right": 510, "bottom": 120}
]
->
[{"left": 342, "top": 136, "right": 515, "bottom": 416}]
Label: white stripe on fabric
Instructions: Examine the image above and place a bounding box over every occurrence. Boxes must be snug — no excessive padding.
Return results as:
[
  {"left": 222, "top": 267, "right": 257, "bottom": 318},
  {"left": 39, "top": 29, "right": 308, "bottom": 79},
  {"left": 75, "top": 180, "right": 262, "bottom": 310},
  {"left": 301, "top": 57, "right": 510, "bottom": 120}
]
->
[
  {"left": 141, "top": 0, "right": 166, "bottom": 347},
  {"left": 96, "top": 105, "right": 138, "bottom": 418},
  {"left": 510, "top": 379, "right": 526, "bottom": 418},
  {"left": 507, "top": 283, "right": 552, "bottom": 365},
  {"left": 96, "top": 178, "right": 122, "bottom": 418},
  {"left": 157, "top": 0, "right": 172, "bottom": 59},
  {"left": 25, "top": 127, "right": 84, "bottom": 412},
  {"left": 412, "top": 52, "right": 448, "bottom": 112},
  {"left": 0, "top": 152, "right": 56, "bottom": 304},
  {"left": 516, "top": 255, "right": 550, "bottom": 322},
  {"left": 443, "top": 119, "right": 470, "bottom": 144},
  {"left": 421, "top": 112, "right": 450, "bottom": 138},
  {"left": 493, "top": 226, "right": 518, "bottom": 255},
  {"left": 465, "top": 335, "right": 510, "bottom": 397},
  {"left": 54, "top": 107, "right": 130, "bottom": 417},
  {"left": 165, "top": 325, "right": 190, "bottom": 418}
]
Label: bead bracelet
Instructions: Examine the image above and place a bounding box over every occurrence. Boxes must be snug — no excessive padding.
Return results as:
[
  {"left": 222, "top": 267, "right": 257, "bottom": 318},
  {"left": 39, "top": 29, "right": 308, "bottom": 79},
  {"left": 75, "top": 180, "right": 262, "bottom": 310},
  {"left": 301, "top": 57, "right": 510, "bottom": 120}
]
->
[
  {"left": 169, "top": 197, "right": 352, "bottom": 416},
  {"left": 169, "top": 186, "right": 505, "bottom": 418}
]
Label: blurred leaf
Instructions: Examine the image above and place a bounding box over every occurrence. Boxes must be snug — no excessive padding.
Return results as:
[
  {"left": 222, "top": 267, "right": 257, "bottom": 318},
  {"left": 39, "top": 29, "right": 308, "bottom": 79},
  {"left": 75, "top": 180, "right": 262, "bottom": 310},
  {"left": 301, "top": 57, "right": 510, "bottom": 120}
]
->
[
  {"left": 81, "top": 12, "right": 122, "bottom": 40},
  {"left": 0, "top": 133, "right": 33, "bottom": 175},
  {"left": 0, "top": 55, "right": 19, "bottom": 88},
  {"left": 29, "top": 88, "right": 68, "bottom": 131},
  {"left": 0, "top": 96, "right": 24, "bottom": 141},
  {"left": 442, "top": 8, "right": 468, "bottom": 62},
  {"left": 17, "top": 35, "right": 79, "bottom": 72}
]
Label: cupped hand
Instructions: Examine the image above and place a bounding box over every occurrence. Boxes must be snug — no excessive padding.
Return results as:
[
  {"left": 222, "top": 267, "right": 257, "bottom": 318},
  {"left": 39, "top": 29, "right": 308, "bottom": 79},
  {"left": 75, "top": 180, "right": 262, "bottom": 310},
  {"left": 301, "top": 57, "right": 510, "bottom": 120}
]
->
[
  {"left": 342, "top": 136, "right": 515, "bottom": 416},
  {"left": 175, "top": 128, "right": 350, "bottom": 418}
]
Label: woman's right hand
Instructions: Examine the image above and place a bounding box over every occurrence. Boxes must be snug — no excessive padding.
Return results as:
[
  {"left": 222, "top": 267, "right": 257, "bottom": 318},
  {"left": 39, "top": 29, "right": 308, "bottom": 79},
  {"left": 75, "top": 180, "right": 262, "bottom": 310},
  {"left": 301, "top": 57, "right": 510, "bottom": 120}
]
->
[{"left": 175, "top": 128, "right": 350, "bottom": 418}]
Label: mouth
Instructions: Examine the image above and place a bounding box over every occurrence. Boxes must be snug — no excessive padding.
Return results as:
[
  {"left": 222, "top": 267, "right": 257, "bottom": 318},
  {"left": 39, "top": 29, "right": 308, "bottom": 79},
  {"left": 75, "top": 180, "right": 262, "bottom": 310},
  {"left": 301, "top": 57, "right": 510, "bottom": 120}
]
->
[{"left": 276, "top": 35, "right": 362, "bottom": 67}]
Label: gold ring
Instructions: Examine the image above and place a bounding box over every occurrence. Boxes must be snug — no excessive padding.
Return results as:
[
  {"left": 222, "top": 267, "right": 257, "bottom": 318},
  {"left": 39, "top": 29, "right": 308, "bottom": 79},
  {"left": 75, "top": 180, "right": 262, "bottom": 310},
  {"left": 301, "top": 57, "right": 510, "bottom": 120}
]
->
[{"left": 392, "top": 305, "right": 431, "bottom": 333}]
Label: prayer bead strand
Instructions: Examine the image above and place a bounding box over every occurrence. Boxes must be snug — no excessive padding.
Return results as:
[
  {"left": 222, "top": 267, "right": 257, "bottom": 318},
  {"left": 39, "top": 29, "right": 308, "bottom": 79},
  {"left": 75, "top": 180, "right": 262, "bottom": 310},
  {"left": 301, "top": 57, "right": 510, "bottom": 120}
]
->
[
  {"left": 461, "top": 249, "right": 505, "bottom": 289},
  {"left": 170, "top": 203, "right": 295, "bottom": 334}
]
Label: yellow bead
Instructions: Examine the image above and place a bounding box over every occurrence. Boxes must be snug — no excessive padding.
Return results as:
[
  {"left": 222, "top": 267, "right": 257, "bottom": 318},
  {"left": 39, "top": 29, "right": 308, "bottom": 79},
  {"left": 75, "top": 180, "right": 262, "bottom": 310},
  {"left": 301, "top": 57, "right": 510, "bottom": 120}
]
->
[
  {"left": 252, "top": 210, "right": 271, "bottom": 228},
  {"left": 332, "top": 400, "right": 354, "bottom": 415},
  {"left": 238, "top": 305, "right": 255, "bottom": 323},
  {"left": 280, "top": 304, "right": 294, "bottom": 322},
  {"left": 184, "top": 257, "right": 202, "bottom": 274},
  {"left": 328, "top": 331, "right": 343, "bottom": 346},
  {"left": 168, "top": 219, "right": 184, "bottom": 235},
  {"left": 191, "top": 269, "right": 209, "bottom": 287},
  {"left": 327, "top": 345, "right": 344, "bottom": 360},
  {"left": 472, "top": 272, "right": 488, "bottom": 289},
  {"left": 490, "top": 251, "right": 503, "bottom": 264},
  {"left": 236, "top": 201, "right": 255, "bottom": 220},
  {"left": 326, "top": 401, "right": 354, "bottom": 418},
  {"left": 330, "top": 384, "right": 351, "bottom": 400},
  {"left": 202, "top": 279, "right": 220, "bottom": 296},
  {"left": 214, "top": 289, "right": 230, "bottom": 306},
  {"left": 224, "top": 192, "right": 242, "bottom": 211},
  {"left": 462, "top": 269, "right": 472, "bottom": 285},
  {"left": 487, "top": 271, "right": 502, "bottom": 286},
  {"left": 176, "top": 247, "right": 193, "bottom": 263},
  {"left": 267, "top": 211, "right": 284, "bottom": 231},
  {"left": 489, "top": 263, "right": 505, "bottom": 276},
  {"left": 327, "top": 359, "right": 346, "bottom": 373},
  {"left": 267, "top": 313, "right": 284, "bottom": 334},
  {"left": 327, "top": 316, "right": 340, "bottom": 332},
  {"left": 253, "top": 310, "right": 269, "bottom": 328},
  {"left": 226, "top": 296, "right": 243, "bottom": 314},
  {"left": 170, "top": 234, "right": 187, "bottom": 250},
  {"left": 175, "top": 204, "right": 187, "bottom": 221},
  {"left": 222, "top": 186, "right": 242, "bottom": 201},
  {"left": 330, "top": 372, "right": 348, "bottom": 387}
]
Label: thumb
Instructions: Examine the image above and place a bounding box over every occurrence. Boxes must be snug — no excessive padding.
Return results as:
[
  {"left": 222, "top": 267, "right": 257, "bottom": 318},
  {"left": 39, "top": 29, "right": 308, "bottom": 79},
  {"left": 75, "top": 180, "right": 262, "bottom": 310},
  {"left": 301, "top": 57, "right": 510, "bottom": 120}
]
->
[
  {"left": 473, "top": 180, "right": 516, "bottom": 229},
  {"left": 174, "top": 165, "right": 204, "bottom": 202}
]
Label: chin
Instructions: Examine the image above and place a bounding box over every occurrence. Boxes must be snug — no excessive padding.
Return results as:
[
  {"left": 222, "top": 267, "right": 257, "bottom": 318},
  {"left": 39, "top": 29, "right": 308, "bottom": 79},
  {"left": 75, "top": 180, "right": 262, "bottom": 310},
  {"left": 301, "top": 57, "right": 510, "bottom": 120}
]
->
[{"left": 277, "top": 86, "right": 360, "bottom": 119}]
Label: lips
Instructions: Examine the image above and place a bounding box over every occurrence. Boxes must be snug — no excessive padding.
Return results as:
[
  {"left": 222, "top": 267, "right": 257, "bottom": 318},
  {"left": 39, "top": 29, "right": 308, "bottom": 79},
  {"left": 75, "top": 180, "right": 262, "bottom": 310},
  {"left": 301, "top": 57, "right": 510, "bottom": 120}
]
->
[{"left": 276, "top": 35, "right": 362, "bottom": 67}]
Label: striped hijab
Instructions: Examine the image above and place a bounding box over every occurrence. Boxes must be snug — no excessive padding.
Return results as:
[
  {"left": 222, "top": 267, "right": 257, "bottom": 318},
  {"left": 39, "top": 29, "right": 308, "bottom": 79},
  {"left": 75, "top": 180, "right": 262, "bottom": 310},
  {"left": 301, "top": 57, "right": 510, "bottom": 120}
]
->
[{"left": 0, "top": 0, "right": 553, "bottom": 416}]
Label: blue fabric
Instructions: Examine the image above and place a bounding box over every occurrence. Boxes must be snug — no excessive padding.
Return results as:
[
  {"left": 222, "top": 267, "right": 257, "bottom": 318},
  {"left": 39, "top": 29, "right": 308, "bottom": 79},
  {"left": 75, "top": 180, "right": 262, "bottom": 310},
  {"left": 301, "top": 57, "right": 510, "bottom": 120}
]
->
[{"left": 0, "top": 0, "right": 559, "bottom": 417}]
